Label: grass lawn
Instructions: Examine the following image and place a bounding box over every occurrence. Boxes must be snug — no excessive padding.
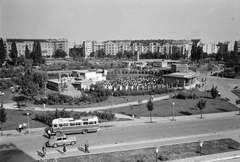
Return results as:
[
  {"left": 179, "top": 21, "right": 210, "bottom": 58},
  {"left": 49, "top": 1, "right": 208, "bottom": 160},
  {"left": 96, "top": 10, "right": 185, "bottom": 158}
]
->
[
  {"left": 1, "top": 91, "right": 239, "bottom": 131},
  {"left": 2, "top": 109, "right": 47, "bottom": 131},
  {"left": 103, "top": 92, "right": 238, "bottom": 118},
  {"left": 56, "top": 138, "right": 240, "bottom": 162}
]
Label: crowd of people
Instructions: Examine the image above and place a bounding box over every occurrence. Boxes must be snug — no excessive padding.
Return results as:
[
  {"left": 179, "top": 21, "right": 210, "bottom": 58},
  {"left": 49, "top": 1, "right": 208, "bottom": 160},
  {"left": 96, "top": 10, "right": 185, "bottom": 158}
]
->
[{"left": 99, "top": 76, "right": 164, "bottom": 90}]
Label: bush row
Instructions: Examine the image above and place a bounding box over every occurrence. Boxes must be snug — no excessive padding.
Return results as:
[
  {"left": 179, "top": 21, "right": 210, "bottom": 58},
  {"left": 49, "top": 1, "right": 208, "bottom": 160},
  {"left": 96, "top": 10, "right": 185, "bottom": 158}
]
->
[
  {"left": 34, "top": 108, "right": 115, "bottom": 126},
  {"left": 113, "top": 88, "right": 176, "bottom": 96},
  {"left": 175, "top": 88, "right": 199, "bottom": 99}
]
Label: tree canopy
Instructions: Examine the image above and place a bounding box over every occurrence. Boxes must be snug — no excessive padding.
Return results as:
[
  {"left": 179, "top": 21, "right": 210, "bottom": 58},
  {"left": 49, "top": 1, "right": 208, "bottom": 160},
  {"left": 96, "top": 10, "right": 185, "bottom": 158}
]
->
[
  {"left": 53, "top": 49, "right": 67, "bottom": 58},
  {"left": 10, "top": 41, "right": 18, "bottom": 65},
  {"left": 0, "top": 38, "right": 6, "bottom": 67}
]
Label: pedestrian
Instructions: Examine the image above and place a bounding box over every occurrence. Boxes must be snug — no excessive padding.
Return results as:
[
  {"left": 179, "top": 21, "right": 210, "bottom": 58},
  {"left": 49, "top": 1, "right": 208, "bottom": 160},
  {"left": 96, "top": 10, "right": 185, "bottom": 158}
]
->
[
  {"left": 23, "top": 122, "right": 27, "bottom": 130},
  {"left": 85, "top": 141, "right": 90, "bottom": 153},
  {"left": 47, "top": 129, "right": 52, "bottom": 139},
  {"left": 18, "top": 123, "right": 23, "bottom": 132},
  {"left": 63, "top": 144, "right": 67, "bottom": 155},
  {"left": 42, "top": 145, "right": 47, "bottom": 158}
]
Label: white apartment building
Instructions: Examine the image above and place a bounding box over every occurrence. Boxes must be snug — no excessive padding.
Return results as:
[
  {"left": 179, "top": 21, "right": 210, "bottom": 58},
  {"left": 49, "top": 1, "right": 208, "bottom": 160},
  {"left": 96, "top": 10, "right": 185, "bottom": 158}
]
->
[
  {"left": 104, "top": 40, "right": 131, "bottom": 55},
  {"left": 203, "top": 43, "right": 218, "bottom": 54},
  {"left": 82, "top": 41, "right": 104, "bottom": 58},
  {"left": 6, "top": 38, "right": 69, "bottom": 58},
  {"left": 83, "top": 41, "right": 95, "bottom": 58}
]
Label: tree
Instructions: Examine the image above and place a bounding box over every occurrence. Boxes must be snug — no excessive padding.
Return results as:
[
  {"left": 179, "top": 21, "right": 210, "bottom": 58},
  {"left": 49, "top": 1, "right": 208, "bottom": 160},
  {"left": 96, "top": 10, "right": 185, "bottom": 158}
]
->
[
  {"left": 30, "top": 41, "right": 43, "bottom": 65},
  {"left": 53, "top": 49, "right": 67, "bottom": 58},
  {"left": 10, "top": 41, "right": 18, "bottom": 65},
  {"left": 0, "top": 107, "right": 7, "bottom": 135},
  {"left": 191, "top": 43, "right": 197, "bottom": 63},
  {"left": 211, "top": 85, "right": 218, "bottom": 99},
  {"left": 0, "top": 38, "right": 6, "bottom": 67},
  {"left": 196, "top": 100, "right": 206, "bottom": 119},
  {"left": 25, "top": 45, "right": 30, "bottom": 59},
  {"left": 146, "top": 98, "right": 154, "bottom": 123},
  {"left": 16, "top": 65, "right": 48, "bottom": 100}
]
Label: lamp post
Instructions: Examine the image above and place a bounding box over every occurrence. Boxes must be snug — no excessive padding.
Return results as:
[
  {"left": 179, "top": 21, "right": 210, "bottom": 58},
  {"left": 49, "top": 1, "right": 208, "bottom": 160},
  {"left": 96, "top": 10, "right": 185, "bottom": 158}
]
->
[
  {"left": 111, "top": 92, "right": 113, "bottom": 111},
  {"left": 198, "top": 140, "right": 204, "bottom": 156},
  {"left": 171, "top": 102, "right": 176, "bottom": 121},
  {"left": 236, "top": 99, "right": 240, "bottom": 115},
  {"left": 155, "top": 147, "right": 159, "bottom": 162},
  {"left": 27, "top": 112, "right": 30, "bottom": 133}
]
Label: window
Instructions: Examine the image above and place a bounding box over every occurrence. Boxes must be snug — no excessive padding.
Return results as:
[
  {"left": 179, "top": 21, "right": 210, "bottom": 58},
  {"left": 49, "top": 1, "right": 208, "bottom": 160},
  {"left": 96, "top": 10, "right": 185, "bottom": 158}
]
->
[
  {"left": 76, "top": 122, "right": 81, "bottom": 125},
  {"left": 63, "top": 123, "right": 68, "bottom": 127},
  {"left": 83, "top": 122, "right": 88, "bottom": 125},
  {"left": 70, "top": 122, "right": 76, "bottom": 126},
  {"left": 89, "top": 121, "right": 93, "bottom": 124},
  {"left": 59, "top": 123, "right": 63, "bottom": 127},
  {"left": 57, "top": 138, "right": 62, "bottom": 141},
  {"left": 53, "top": 124, "right": 58, "bottom": 127}
]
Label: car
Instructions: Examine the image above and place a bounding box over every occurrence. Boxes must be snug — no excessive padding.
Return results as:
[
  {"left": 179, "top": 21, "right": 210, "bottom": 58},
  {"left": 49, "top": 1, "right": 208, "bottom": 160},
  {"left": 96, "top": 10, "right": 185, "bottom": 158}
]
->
[
  {"left": 46, "top": 133, "right": 77, "bottom": 148},
  {"left": 0, "top": 92, "right": 4, "bottom": 96}
]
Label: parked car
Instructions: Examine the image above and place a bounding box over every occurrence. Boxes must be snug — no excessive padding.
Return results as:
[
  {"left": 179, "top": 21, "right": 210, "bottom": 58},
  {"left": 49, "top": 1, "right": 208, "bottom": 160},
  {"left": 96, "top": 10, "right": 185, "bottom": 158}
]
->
[{"left": 46, "top": 133, "right": 77, "bottom": 148}]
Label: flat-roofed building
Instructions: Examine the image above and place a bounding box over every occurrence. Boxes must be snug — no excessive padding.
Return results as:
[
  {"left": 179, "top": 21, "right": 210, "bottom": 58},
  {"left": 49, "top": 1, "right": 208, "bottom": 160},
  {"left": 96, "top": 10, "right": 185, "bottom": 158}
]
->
[
  {"left": 104, "top": 40, "right": 131, "bottom": 55},
  {"left": 6, "top": 38, "right": 69, "bottom": 58}
]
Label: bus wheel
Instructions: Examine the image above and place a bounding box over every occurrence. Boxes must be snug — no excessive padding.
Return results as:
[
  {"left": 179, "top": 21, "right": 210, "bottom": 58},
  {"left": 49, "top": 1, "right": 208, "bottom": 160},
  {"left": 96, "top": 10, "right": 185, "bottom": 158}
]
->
[
  {"left": 53, "top": 144, "right": 58, "bottom": 148},
  {"left": 82, "top": 129, "right": 88, "bottom": 134},
  {"left": 70, "top": 141, "right": 76, "bottom": 146}
]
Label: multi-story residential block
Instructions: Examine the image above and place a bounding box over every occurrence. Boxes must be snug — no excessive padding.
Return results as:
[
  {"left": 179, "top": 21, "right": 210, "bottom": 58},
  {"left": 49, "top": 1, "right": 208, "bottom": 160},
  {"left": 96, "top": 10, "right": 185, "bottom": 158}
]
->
[
  {"left": 203, "top": 43, "right": 219, "bottom": 54},
  {"left": 83, "top": 41, "right": 104, "bottom": 58},
  {"left": 104, "top": 40, "right": 131, "bottom": 55},
  {"left": 236, "top": 40, "right": 240, "bottom": 52},
  {"left": 83, "top": 41, "right": 95, "bottom": 58},
  {"left": 5, "top": 38, "right": 69, "bottom": 58},
  {"left": 93, "top": 42, "right": 104, "bottom": 57},
  {"left": 172, "top": 40, "right": 192, "bottom": 58}
]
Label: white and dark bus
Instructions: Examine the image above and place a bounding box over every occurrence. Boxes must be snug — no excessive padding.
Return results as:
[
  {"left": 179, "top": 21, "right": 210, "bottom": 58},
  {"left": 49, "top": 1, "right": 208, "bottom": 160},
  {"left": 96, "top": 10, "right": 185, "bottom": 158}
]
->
[{"left": 52, "top": 116, "right": 100, "bottom": 134}]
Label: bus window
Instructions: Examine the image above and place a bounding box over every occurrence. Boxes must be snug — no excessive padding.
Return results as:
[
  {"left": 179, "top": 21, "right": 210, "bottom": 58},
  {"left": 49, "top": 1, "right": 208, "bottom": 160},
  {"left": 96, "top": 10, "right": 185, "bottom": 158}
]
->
[
  {"left": 63, "top": 123, "right": 68, "bottom": 127},
  {"left": 59, "top": 123, "right": 63, "bottom": 127},
  {"left": 76, "top": 122, "right": 81, "bottom": 125},
  {"left": 53, "top": 124, "right": 58, "bottom": 127},
  {"left": 70, "top": 122, "right": 76, "bottom": 126},
  {"left": 83, "top": 122, "right": 88, "bottom": 125},
  {"left": 89, "top": 121, "right": 93, "bottom": 124}
]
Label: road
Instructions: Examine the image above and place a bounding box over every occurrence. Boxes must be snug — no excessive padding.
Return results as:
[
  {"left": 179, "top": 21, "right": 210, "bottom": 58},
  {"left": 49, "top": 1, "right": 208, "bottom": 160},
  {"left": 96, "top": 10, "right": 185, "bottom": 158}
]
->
[{"left": 1, "top": 115, "right": 240, "bottom": 161}]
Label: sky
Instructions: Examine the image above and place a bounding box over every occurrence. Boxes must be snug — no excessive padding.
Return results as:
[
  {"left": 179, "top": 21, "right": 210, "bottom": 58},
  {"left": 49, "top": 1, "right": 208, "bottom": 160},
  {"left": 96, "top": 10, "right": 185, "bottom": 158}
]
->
[{"left": 1, "top": 0, "right": 240, "bottom": 44}]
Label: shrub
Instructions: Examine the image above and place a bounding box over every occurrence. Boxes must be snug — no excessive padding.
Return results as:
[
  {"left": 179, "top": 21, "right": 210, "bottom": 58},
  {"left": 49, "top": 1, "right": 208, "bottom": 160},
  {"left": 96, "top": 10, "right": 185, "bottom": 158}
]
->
[{"left": 34, "top": 109, "right": 115, "bottom": 125}]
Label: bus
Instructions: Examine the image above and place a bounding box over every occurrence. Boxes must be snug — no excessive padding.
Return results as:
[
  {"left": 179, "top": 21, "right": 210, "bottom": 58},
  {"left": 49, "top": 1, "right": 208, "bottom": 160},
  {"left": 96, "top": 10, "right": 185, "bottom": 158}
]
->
[{"left": 52, "top": 116, "right": 100, "bottom": 134}]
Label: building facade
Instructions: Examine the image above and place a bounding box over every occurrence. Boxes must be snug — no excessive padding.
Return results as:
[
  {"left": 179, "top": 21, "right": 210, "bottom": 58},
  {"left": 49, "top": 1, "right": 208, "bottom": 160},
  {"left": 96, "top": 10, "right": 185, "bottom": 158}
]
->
[
  {"left": 83, "top": 41, "right": 104, "bottom": 58},
  {"left": 5, "top": 38, "right": 69, "bottom": 58},
  {"left": 203, "top": 43, "right": 219, "bottom": 54},
  {"left": 104, "top": 40, "right": 131, "bottom": 55}
]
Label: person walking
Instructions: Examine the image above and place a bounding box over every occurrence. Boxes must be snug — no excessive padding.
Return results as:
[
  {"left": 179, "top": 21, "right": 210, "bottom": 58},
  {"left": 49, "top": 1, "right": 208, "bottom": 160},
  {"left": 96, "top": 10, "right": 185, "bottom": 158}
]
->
[
  {"left": 62, "top": 144, "right": 67, "bottom": 155},
  {"left": 23, "top": 122, "right": 27, "bottom": 131},
  {"left": 42, "top": 145, "right": 47, "bottom": 159},
  {"left": 85, "top": 141, "right": 90, "bottom": 153},
  {"left": 18, "top": 123, "right": 23, "bottom": 132},
  {"left": 47, "top": 129, "right": 52, "bottom": 139}
]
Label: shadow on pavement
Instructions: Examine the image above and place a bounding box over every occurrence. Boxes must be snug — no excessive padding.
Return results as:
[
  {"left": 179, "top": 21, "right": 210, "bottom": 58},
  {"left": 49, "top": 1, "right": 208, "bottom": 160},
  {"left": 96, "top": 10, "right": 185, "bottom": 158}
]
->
[{"left": 0, "top": 143, "right": 36, "bottom": 162}]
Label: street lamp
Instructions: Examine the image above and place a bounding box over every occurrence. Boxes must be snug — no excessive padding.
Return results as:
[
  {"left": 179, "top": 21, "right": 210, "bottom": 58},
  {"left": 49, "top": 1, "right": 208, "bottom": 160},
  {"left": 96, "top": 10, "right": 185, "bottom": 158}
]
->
[
  {"left": 171, "top": 102, "right": 176, "bottom": 121},
  {"left": 155, "top": 147, "right": 159, "bottom": 162},
  {"left": 111, "top": 92, "right": 113, "bottom": 110},
  {"left": 198, "top": 140, "right": 204, "bottom": 156},
  {"left": 27, "top": 112, "right": 30, "bottom": 133},
  {"left": 236, "top": 99, "right": 240, "bottom": 115}
]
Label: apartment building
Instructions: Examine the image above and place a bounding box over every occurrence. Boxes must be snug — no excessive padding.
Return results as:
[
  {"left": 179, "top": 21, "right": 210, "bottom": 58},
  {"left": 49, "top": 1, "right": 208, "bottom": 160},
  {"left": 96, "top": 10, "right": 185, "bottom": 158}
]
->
[
  {"left": 203, "top": 43, "right": 219, "bottom": 54},
  {"left": 6, "top": 38, "right": 69, "bottom": 58},
  {"left": 104, "top": 40, "right": 131, "bottom": 55}
]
